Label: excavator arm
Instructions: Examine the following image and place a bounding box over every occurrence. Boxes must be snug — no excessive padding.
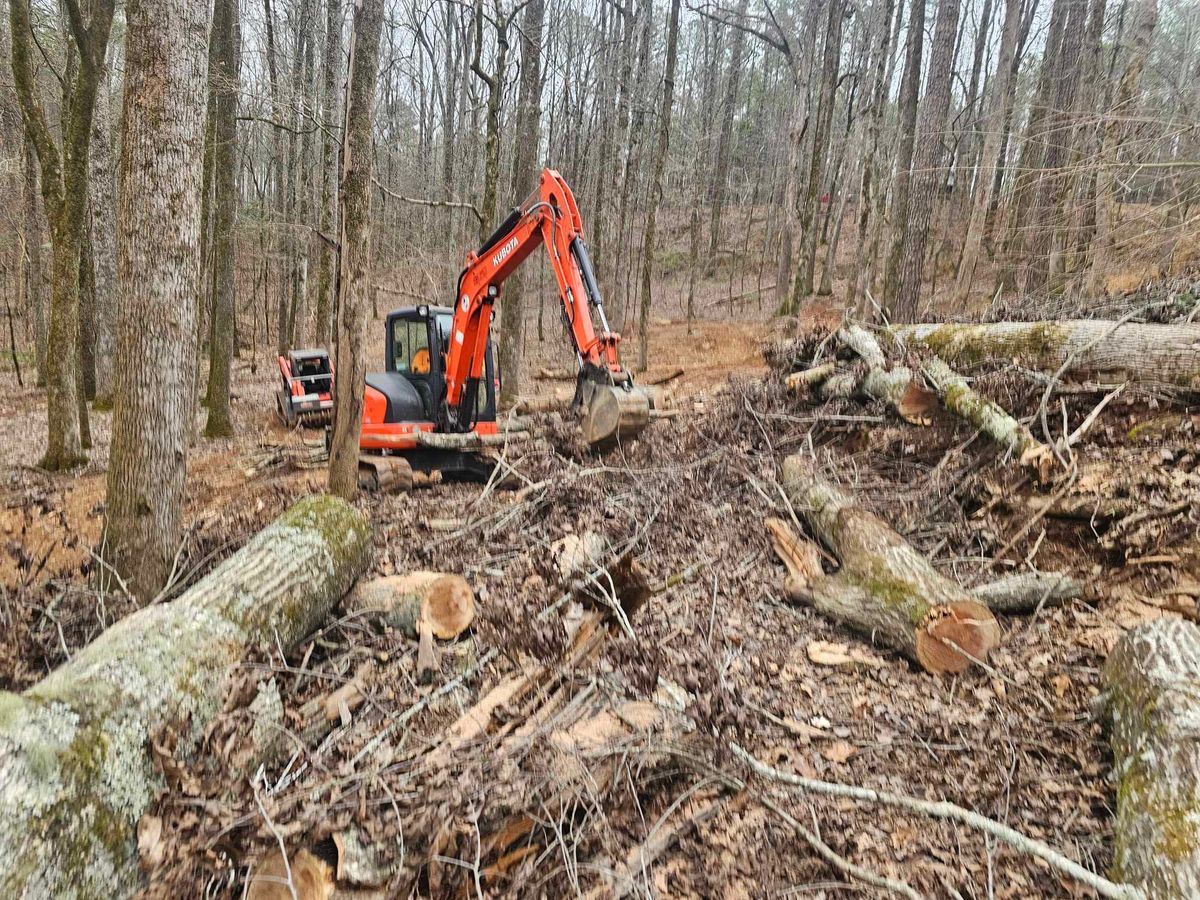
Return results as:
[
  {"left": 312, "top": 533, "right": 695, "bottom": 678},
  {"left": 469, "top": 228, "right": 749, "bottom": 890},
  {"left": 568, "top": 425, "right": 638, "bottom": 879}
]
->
[{"left": 442, "top": 169, "right": 648, "bottom": 442}]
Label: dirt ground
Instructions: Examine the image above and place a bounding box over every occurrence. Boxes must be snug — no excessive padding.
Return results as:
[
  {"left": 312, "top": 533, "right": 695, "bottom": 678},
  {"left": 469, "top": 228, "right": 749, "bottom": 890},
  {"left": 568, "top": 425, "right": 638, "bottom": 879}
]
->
[{"left": 2, "top": 262, "right": 1199, "bottom": 897}]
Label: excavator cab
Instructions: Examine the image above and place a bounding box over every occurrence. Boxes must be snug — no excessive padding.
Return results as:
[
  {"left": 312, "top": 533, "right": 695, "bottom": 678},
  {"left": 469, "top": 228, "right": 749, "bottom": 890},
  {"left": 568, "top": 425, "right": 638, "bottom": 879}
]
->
[{"left": 362, "top": 306, "right": 497, "bottom": 438}]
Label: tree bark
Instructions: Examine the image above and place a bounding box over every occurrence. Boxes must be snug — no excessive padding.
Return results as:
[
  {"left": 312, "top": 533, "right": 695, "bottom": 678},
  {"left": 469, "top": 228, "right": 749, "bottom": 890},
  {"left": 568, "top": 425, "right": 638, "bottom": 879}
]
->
[
  {"left": 314, "top": 0, "right": 342, "bottom": 346},
  {"left": 637, "top": 0, "right": 681, "bottom": 372},
  {"left": 105, "top": 0, "right": 212, "bottom": 600},
  {"left": 893, "top": 0, "right": 961, "bottom": 320},
  {"left": 9, "top": 0, "right": 116, "bottom": 469},
  {"left": 779, "top": 456, "right": 1001, "bottom": 673},
  {"left": 328, "top": 0, "right": 385, "bottom": 500},
  {"left": 87, "top": 69, "right": 117, "bottom": 408},
  {"left": 204, "top": 0, "right": 241, "bottom": 439},
  {"left": 497, "top": 0, "right": 544, "bottom": 406},
  {"left": 22, "top": 136, "right": 47, "bottom": 387},
  {"left": 895, "top": 320, "right": 1200, "bottom": 389},
  {"left": 1086, "top": 0, "right": 1158, "bottom": 296},
  {"left": 1104, "top": 617, "right": 1200, "bottom": 899},
  {"left": 880, "top": 0, "right": 925, "bottom": 316},
  {"left": 0, "top": 496, "right": 371, "bottom": 899},
  {"left": 972, "top": 571, "right": 1081, "bottom": 613},
  {"left": 952, "top": 0, "right": 1021, "bottom": 304},
  {"left": 706, "top": 0, "right": 749, "bottom": 262}
]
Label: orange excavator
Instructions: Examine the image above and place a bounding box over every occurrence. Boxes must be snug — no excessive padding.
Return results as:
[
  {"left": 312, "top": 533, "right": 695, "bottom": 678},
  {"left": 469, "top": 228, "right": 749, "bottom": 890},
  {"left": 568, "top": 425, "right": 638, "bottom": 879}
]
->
[{"left": 277, "top": 168, "right": 651, "bottom": 479}]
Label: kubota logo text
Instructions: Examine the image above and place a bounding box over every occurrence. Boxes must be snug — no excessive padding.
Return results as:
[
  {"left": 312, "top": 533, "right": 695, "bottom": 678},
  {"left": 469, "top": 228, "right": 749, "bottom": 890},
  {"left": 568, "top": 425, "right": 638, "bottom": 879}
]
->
[{"left": 492, "top": 237, "right": 518, "bottom": 268}]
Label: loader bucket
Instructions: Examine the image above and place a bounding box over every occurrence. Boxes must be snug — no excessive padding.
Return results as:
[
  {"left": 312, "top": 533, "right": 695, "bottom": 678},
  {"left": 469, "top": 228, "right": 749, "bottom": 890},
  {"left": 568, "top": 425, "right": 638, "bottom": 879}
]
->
[{"left": 580, "top": 384, "right": 651, "bottom": 446}]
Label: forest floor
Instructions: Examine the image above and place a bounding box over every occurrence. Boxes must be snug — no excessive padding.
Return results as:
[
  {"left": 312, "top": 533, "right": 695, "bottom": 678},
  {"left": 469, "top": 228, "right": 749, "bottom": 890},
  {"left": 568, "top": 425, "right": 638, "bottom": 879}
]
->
[{"left": 1, "top": 265, "right": 1199, "bottom": 897}]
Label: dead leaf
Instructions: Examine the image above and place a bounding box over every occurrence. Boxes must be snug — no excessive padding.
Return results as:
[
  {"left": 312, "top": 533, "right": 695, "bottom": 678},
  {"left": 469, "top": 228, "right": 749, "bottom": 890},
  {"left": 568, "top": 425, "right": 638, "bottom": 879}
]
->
[
  {"left": 821, "top": 741, "right": 858, "bottom": 764},
  {"left": 806, "top": 640, "right": 884, "bottom": 668},
  {"left": 137, "top": 814, "right": 164, "bottom": 872},
  {"left": 1051, "top": 674, "right": 1072, "bottom": 698}
]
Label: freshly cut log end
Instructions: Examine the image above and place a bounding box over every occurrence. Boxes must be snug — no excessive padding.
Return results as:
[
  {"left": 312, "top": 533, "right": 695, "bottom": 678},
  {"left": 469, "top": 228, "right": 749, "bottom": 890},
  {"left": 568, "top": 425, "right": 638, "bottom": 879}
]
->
[
  {"left": 580, "top": 384, "right": 651, "bottom": 445},
  {"left": 1104, "top": 617, "right": 1200, "bottom": 898},
  {"left": 246, "top": 848, "right": 335, "bottom": 900},
  {"left": 422, "top": 574, "right": 476, "bottom": 640},
  {"left": 897, "top": 380, "right": 938, "bottom": 426},
  {"left": 916, "top": 600, "right": 1002, "bottom": 674},
  {"left": 345, "top": 572, "right": 475, "bottom": 640}
]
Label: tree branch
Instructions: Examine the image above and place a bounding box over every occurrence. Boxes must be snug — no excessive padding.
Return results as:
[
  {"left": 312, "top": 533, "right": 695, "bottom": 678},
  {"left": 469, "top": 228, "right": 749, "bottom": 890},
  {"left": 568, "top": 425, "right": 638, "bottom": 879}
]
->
[{"left": 371, "top": 177, "right": 484, "bottom": 223}]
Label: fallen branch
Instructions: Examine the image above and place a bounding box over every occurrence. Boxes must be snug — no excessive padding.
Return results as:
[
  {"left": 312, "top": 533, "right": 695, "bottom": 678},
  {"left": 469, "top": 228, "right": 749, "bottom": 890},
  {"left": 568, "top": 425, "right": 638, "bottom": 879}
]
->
[
  {"left": 777, "top": 459, "right": 1001, "bottom": 673},
  {"left": 0, "top": 497, "right": 372, "bottom": 897},
  {"left": 971, "top": 571, "right": 1083, "bottom": 614},
  {"left": 922, "top": 357, "right": 1055, "bottom": 482},
  {"left": 730, "top": 743, "right": 1143, "bottom": 900}
]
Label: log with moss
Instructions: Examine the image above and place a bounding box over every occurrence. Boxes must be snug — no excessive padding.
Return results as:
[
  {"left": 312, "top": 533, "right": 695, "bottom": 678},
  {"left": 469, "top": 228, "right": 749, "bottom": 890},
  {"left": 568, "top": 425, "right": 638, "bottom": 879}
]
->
[
  {"left": 1104, "top": 617, "right": 1200, "bottom": 899},
  {"left": 0, "top": 496, "right": 372, "bottom": 899},
  {"left": 921, "top": 357, "right": 1055, "bottom": 482},
  {"left": 895, "top": 320, "right": 1200, "bottom": 390},
  {"left": 779, "top": 456, "right": 1001, "bottom": 673}
]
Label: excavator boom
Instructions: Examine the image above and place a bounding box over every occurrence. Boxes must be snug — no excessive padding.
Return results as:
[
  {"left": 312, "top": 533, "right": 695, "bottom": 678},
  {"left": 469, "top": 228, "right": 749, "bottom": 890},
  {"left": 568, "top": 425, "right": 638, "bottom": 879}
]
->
[{"left": 442, "top": 168, "right": 649, "bottom": 442}]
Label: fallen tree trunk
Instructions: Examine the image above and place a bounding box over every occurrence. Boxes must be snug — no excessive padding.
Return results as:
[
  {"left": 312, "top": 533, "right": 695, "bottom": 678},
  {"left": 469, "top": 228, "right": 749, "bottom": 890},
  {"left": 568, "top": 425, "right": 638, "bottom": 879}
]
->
[
  {"left": 779, "top": 457, "right": 1001, "bottom": 673},
  {"left": 834, "top": 326, "right": 938, "bottom": 425},
  {"left": 415, "top": 430, "right": 529, "bottom": 451},
  {"left": 895, "top": 320, "right": 1200, "bottom": 390},
  {"left": 0, "top": 496, "right": 372, "bottom": 898},
  {"left": 1104, "top": 617, "right": 1200, "bottom": 898},
  {"left": 922, "top": 357, "right": 1055, "bottom": 482}
]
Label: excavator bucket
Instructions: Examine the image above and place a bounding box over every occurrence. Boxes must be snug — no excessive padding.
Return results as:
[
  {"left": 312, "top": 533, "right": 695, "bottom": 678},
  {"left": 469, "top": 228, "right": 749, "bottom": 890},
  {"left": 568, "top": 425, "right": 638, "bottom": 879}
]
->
[{"left": 579, "top": 384, "right": 652, "bottom": 446}]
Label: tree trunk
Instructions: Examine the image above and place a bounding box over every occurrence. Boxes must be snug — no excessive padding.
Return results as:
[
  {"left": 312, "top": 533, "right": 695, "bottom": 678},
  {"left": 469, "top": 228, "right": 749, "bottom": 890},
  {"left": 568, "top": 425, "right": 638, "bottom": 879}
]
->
[
  {"left": 893, "top": 0, "right": 961, "bottom": 320},
  {"left": 1104, "top": 617, "right": 1200, "bottom": 899},
  {"left": 894, "top": 320, "right": 1200, "bottom": 389},
  {"left": 22, "top": 136, "right": 48, "bottom": 387},
  {"left": 790, "top": 0, "right": 845, "bottom": 308},
  {"left": 497, "top": 0, "right": 544, "bottom": 406},
  {"left": 952, "top": 0, "right": 1021, "bottom": 304},
  {"left": 778, "top": 457, "right": 1001, "bottom": 673},
  {"left": 204, "top": 0, "right": 240, "bottom": 439},
  {"left": 328, "top": 0, "right": 385, "bottom": 500},
  {"left": 637, "top": 0, "right": 681, "bottom": 372},
  {"left": 1086, "top": 0, "right": 1158, "bottom": 296},
  {"left": 9, "top": 0, "right": 116, "bottom": 470},
  {"left": 471, "top": 0, "right": 509, "bottom": 242},
  {"left": 105, "top": 0, "right": 212, "bottom": 601},
  {"left": 0, "top": 496, "right": 371, "bottom": 899},
  {"left": 314, "top": 0, "right": 341, "bottom": 346},
  {"left": 706, "top": 0, "right": 749, "bottom": 262},
  {"left": 880, "top": 0, "right": 925, "bottom": 316},
  {"left": 88, "top": 69, "right": 117, "bottom": 408}
]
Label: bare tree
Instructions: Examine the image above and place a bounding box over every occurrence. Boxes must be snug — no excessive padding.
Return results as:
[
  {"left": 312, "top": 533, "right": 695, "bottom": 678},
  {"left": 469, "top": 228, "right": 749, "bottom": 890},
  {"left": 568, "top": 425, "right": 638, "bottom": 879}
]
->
[
  {"left": 314, "top": 0, "right": 341, "bottom": 345},
  {"left": 498, "top": 0, "right": 545, "bottom": 405},
  {"left": 205, "top": 0, "right": 241, "bottom": 438},
  {"left": 9, "top": 0, "right": 116, "bottom": 469},
  {"left": 328, "top": 0, "right": 385, "bottom": 500},
  {"left": 637, "top": 0, "right": 681, "bottom": 372},
  {"left": 105, "top": 0, "right": 213, "bottom": 599}
]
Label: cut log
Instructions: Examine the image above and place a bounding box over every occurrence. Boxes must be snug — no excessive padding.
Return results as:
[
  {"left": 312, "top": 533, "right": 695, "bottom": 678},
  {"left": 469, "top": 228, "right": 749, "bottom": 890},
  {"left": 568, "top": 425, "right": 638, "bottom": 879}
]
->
[
  {"left": 580, "top": 384, "right": 651, "bottom": 445},
  {"left": 785, "top": 362, "right": 838, "bottom": 393},
  {"left": 414, "top": 430, "right": 529, "bottom": 451},
  {"left": 921, "top": 357, "right": 1055, "bottom": 482},
  {"left": 0, "top": 496, "right": 371, "bottom": 898},
  {"left": 514, "top": 394, "right": 570, "bottom": 414},
  {"left": 358, "top": 455, "right": 413, "bottom": 493},
  {"left": 971, "top": 571, "right": 1082, "bottom": 614},
  {"left": 1104, "top": 617, "right": 1200, "bottom": 898},
  {"left": 344, "top": 572, "right": 475, "bottom": 640},
  {"left": 779, "top": 458, "right": 1001, "bottom": 673},
  {"left": 895, "top": 320, "right": 1200, "bottom": 390}
]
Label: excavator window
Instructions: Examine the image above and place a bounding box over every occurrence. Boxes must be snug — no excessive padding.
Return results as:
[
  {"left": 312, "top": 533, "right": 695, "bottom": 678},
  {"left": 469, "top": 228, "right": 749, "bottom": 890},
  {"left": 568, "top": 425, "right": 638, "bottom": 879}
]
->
[{"left": 391, "top": 318, "right": 431, "bottom": 376}]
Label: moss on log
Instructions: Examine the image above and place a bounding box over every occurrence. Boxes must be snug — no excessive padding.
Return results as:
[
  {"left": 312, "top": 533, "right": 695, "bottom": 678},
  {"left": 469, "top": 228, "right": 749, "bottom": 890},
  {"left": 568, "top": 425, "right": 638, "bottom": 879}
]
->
[
  {"left": 895, "top": 320, "right": 1200, "bottom": 390},
  {"left": 1104, "top": 617, "right": 1200, "bottom": 898},
  {"left": 0, "top": 495, "right": 371, "bottom": 899},
  {"left": 922, "top": 357, "right": 1055, "bottom": 481},
  {"left": 781, "top": 456, "right": 1000, "bottom": 673}
]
